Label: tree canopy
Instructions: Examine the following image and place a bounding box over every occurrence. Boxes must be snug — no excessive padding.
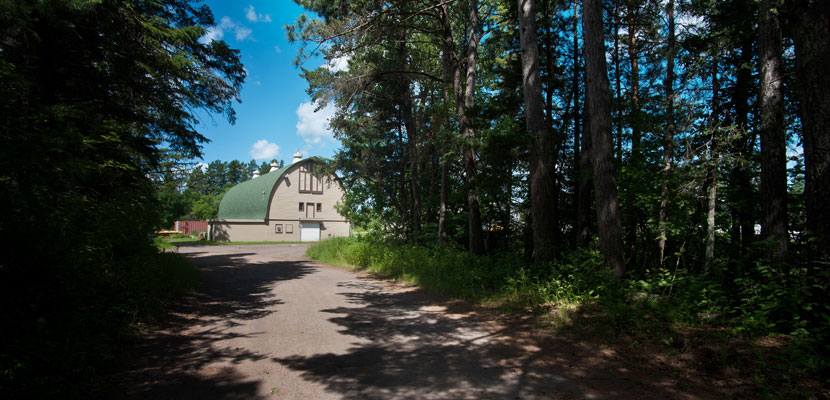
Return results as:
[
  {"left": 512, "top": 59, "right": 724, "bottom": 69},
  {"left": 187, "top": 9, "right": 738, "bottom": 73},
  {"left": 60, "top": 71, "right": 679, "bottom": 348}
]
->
[
  {"left": 0, "top": 0, "right": 244, "bottom": 396},
  {"left": 288, "top": 0, "right": 829, "bottom": 384}
]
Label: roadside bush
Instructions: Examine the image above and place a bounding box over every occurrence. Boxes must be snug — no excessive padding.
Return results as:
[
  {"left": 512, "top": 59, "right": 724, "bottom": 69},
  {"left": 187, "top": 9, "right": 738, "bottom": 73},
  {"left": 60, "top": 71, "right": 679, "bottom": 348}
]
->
[{"left": 306, "top": 236, "right": 830, "bottom": 385}]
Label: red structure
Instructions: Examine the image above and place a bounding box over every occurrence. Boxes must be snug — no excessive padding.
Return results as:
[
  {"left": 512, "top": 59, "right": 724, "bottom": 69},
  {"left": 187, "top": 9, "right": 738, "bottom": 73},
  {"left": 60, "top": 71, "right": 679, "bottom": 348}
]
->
[{"left": 174, "top": 220, "right": 209, "bottom": 235}]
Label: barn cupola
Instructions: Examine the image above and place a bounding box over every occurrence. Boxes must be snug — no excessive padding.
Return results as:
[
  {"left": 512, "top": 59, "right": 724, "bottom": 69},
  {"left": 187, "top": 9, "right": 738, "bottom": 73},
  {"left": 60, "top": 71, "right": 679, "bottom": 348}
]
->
[
  {"left": 269, "top": 160, "right": 279, "bottom": 173},
  {"left": 292, "top": 152, "right": 303, "bottom": 164}
]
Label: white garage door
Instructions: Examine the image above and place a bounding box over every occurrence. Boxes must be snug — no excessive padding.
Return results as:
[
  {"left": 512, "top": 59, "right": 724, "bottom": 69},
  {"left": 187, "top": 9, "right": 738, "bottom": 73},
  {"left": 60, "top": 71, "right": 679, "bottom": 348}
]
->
[{"left": 300, "top": 223, "right": 320, "bottom": 242}]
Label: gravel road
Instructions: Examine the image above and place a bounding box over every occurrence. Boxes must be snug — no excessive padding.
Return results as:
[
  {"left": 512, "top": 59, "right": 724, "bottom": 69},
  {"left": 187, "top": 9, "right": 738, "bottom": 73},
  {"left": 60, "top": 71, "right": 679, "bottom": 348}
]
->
[
  {"left": 106, "top": 244, "right": 588, "bottom": 399},
  {"left": 108, "top": 244, "right": 720, "bottom": 400}
]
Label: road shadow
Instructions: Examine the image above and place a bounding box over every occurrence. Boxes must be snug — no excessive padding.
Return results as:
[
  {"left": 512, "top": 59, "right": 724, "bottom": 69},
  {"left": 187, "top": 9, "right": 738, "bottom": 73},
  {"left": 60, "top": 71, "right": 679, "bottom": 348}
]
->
[
  {"left": 272, "top": 282, "right": 585, "bottom": 400},
  {"left": 102, "top": 250, "right": 316, "bottom": 400},
  {"left": 272, "top": 281, "right": 722, "bottom": 400}
]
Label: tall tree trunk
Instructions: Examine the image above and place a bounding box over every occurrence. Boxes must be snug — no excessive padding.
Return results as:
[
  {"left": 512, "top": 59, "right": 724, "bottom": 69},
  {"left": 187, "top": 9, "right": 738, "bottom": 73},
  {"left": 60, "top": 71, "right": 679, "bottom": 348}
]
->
[
  {"left": 613, "top": 2, "right": 623, "bottom": 162},
  {"left": 577, "top": 100, "right": 593, "bottom": 245},
  {"left": 757, "top": 0, "right": 788, "bottom": 261},
  {"left": 438, "top": 161, "right": 449, "bottom": 245},
  {"left": 658, "top": 0, "right": 675, "bottom": 267},
  {"left": 399, "top": 50, "right": 421, "bottom": 239},
  {"left": 461, "top": 0, "right": 484, "bottom": 255},
  {"left": 543, "top": 0, "right": 561, "bottom": 249},
  {"left": 731, "top": 39, "right": 755, "bottom": 250},
  {"left": 518, "top": 0, "right": 557, "bottom": 265},
  {"left": 706, "top": 55, "right": 721, "bottom": 272},
  {"left": 440, "top": 0, "right": 485, "bottom": 254},
  {"left": 437, "top": 13, "right": 454, "bottom": 248},
  {"left": 705, "top": 155, "right": 718, "bottom": 271},
  {"left": 573, "top": 0, "right": 590, "bottom": 245},
  {"left": 583, "top": 0, "right": 626, "bottom": 277},
  {"left": 792, "top": 0, "right": 830, "bottom": 262},
  {"left": 627, "top": 0, "right": 641, "bottom": 161}
]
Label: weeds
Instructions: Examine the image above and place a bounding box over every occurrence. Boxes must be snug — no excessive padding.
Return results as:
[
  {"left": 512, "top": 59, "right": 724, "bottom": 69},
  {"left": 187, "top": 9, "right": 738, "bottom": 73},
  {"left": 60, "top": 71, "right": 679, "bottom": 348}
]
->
[{"left": 307, "top": 236, "right": 829, "bottom": 396}]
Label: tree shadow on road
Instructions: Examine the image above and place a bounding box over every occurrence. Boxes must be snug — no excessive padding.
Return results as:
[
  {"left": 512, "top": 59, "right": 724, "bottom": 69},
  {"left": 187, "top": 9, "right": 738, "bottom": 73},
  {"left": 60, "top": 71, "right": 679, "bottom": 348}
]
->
[
  {"left": 272, "top": 282, "right": 585, "bottom": 400},
  {"left": 272, "top": 281, "right": 722, "bottom": 400},
  {"left": 102, "top": 251, "right": 316, "bottom": 400}
]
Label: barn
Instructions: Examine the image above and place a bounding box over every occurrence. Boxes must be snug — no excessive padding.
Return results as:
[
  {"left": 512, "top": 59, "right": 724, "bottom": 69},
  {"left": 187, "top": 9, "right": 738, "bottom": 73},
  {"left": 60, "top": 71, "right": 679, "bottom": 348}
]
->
[{"left": 209, "top": 153, "right": 351, "bottom": 242}]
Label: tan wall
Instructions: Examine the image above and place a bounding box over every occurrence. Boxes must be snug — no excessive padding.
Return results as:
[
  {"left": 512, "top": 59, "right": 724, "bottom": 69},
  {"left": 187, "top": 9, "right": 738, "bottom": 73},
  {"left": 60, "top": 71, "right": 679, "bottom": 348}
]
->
[
  {"left": 265, "top": 220, "right": 300, "bottom": 242},
  {"left": 320, "top": 220, "right": 351, "bottom": 239},
  {"left": 211, "top": 219, "right": 349, "bottom": 243},
  {"left": 267, "top": 162, "right": 350, "bottom": 228},
  {"left": 210, "top": 220, "right": 266, "bottom": 242}
]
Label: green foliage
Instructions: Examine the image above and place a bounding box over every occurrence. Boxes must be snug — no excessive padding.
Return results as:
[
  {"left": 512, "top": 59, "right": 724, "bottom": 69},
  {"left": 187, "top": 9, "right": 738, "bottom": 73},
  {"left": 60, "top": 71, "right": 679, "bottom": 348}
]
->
[
  {"left": 308, "top": 236, "right": 830, "bottom": 384},
  {"left": 0, "top": 0, "right": 243, "bottom": 396},
  {"left": 308, "top": 237, "right": 521, "bottom": 300}
]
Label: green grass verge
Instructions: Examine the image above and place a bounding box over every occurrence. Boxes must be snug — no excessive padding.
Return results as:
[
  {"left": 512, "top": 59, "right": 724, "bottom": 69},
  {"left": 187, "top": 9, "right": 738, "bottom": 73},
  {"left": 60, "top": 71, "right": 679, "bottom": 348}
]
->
[
  {"left": 305, "top": 236, "right": 829, "bottom": 397},
  {"left": 156, "top": 237, "right": 307, "bottom": 248}
]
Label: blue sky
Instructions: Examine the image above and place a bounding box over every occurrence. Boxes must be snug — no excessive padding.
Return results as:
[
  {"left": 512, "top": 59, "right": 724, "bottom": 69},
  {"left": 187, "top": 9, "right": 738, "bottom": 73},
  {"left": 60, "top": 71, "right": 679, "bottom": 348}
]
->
[{"left": 194, "top": 1, "right": 337, "bottom": 166}]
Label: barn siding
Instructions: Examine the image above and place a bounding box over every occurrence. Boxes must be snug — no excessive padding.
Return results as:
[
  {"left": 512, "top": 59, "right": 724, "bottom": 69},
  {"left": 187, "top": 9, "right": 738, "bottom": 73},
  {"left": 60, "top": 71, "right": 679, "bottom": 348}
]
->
[{"left": 174, "top": 220, "right": 209, "bottom": 234}]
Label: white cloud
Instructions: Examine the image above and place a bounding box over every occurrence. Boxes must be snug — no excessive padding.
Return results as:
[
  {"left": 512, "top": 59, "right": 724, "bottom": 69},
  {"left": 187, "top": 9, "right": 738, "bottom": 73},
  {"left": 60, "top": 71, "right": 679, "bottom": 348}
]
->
[
  {"left": 199, "top": 26, "right": 224, "bottom": 44},
  {"left": 326, "top": 55, "right": 350, "bottom": 72},
  {"left": 196, "top": 162, "right": 208, "bottom": 172},
  {"left": 249, "top": 139, "right": 280, "bottom": 160},
  {"left": 296, "top": 100, "right": 336, "bottom": 145},
  {"left": 274, "top": 45, "right": 281, "bottom": 53},
  {"left": 245, "top": 5, "right": 272, "bottom": 23},
  {"left": 220, "top": 16, "right": 235, "bottom": 29},
  {"left": 213, "top": 16, "right": 253, "bottom": 42},
  {"left": 235, "top": 25, "right": 252, "bottom": 41}
]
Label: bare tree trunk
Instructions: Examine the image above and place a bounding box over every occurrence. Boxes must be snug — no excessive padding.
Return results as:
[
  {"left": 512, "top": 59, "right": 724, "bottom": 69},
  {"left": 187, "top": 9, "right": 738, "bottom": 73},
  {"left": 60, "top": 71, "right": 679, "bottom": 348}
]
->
[
  {"left": 399, "top": 60, "right": 421, "bottom": 239},
  {"left": 706, "top": 55, "right": 721, "bottom": 272},
  {"left": 627, "top": 0, "right": 642, "bottom": 161},
  {"left": 543, "top": 0, "right": 561, "bottom": 249},
  {"left": 577, "top": 101, "right": 593, "bottom": 245},
  {"left": 572, "top": 0, "right": 590, "bottom": 245},
  {"left": 437, "top": 14, "right": 454, "bottom": 248},
  {"left": 440, "top": 0, "right": 485, "bottom": 254},
  {"left": 658, "top": 0, "right": 675, "bottom": 267},
  {"left": 705, "top": 157, "right": 718, "bottom": 271},
  {"left": 732, "top": 39, "right": 755, "bottom": 250},
  {"left": 584, "top": 0, "right": 626, "bottom": 277},
  {"left": 438, "top": 160, "right": 449, "bottom": 243},
  {"left": 792, "top": 0, "right": 830, "bottom": 263},
  {"left": 757, "top": 0, "right": 788, "bottom": 261},
  {"left": 438, "top": 82, "right": 450, "bottom": 246},
  {"left": 518, "top": 0, "right": 557, "bottom": 265},
  {"left": 461, "top": 0, "right": 484, "bottom": 255},
  {"left": 613, "top": 2, "right": 623, "bottom": 162}
]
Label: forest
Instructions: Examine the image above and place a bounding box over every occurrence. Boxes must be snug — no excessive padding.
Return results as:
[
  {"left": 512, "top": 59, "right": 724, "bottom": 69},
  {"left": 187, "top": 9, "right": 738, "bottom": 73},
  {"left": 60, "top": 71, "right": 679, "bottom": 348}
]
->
[
  {"left": 0, "top": 0, "right": 827, "bottom": 397},
  {"left": 155, "top": 158, "right": 283, "bottom": 229},
  {"left": 289, "top": 0, "right": 829, "bottom": 393},
  {"left": 0, "top": 1, "right": 245, "bottom": 396}
]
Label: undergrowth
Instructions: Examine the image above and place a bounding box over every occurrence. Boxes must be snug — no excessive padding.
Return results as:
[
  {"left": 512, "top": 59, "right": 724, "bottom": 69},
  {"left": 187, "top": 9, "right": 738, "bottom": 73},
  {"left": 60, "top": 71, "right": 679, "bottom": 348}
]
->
[
  {"left": 1, "top": 244, "right": 199, "bottom": 399},
  {"left": 307, "top": 236, "right": 829, "bottom": 396}
]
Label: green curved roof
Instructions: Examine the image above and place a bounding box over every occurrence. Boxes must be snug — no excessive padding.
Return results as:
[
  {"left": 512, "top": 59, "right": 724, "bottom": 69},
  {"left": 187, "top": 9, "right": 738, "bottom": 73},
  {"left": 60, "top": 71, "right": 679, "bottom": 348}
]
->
[{"left": 217, "top": 164, "right": 291, "bottom": 220}]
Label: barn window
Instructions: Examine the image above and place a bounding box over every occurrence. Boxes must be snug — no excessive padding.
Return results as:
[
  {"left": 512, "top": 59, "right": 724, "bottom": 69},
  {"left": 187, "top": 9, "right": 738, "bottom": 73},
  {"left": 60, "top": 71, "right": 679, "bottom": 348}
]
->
[
  {"left": 299, "top": 164, "right": 324, "bottom": 194},
  {"left": 316, "top": 203, "right": 322, "bottom": 213},
  {"left": 299, "top": 202, "right": 304, "bottom": 212},
  {"left": 275, "top": 224, "right": 283, "bottom": 234},
  {"left": 286, "top": 224, "right": 293, "bottom": 233}
]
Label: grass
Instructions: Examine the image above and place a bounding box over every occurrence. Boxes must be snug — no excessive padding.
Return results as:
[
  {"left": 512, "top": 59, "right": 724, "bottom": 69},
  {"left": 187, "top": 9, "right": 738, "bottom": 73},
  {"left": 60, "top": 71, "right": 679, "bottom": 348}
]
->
[
  {"left": 154, "top": 236, "right": 307, "bottom": 249},
  {"left": 198, "top": 240, "right": 307, "bottom": 245},
  {"left": 305, "top": 236, "right": 829, "bottom": 398}
]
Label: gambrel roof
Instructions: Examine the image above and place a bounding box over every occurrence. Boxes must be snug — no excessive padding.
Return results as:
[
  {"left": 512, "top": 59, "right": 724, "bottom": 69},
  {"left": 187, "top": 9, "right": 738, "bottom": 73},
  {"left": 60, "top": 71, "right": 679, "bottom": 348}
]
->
[
  {"left": 217, "top": 164, "right": 290, "bottom": 220},
  {"left": 217, "top": 157, "right": 330, "bottom": 220}
]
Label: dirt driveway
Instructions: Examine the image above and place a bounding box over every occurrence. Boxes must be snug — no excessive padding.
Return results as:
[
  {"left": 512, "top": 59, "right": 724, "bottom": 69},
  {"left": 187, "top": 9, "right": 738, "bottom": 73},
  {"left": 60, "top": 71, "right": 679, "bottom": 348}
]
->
[{"left": 106, "top": 244, "right": 721, "bottom": 399}]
